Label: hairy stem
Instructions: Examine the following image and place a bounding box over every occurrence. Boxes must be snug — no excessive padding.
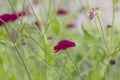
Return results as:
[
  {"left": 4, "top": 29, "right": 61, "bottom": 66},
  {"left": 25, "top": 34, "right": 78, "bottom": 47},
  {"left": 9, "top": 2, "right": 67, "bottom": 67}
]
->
[
  {"left": 97, "top": 16, "right": 110, "bottom": 55},
  {"left": 4, "top": 25, "right": 32, "bottom": 80},
  {"left": 110, "top": 0, "right": 115, "bottom": 52},
  {"left": 65, "top": 50, "right": 82, "bottom": 80}
]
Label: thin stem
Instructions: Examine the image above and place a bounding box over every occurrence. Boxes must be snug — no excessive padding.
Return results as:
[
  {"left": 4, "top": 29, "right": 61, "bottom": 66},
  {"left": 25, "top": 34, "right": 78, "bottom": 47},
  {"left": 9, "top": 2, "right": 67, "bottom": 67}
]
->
[
  {"left": 42, "top": 0, "right": 52, "bottom": 79},
  {"left": 110, "top": 0, "right": 115, "bottom": 52},
  {"left": 42, "top": 35, "right": 47, "bottom": 80},
  {"left": 78, "top": 0, "right": 96, "bottom": 32},
  {"left": 27, "top": 43, "right": 73, "bottom": 80},
  {"left": 102, "top": 58, "right": 110, "bottom": 80},
  {"left": 8, "top": 0, "right": 16, "bottom": 12},
  {"left": 44, "top": 0, "right": 53, "bottom": 34},
  {"left": 97, "top": 16, "right": 110, "bottom": 55},
  {"left": 45, "top": 0, "right": 52, "bottom": 26},
  {"left": 25, "top": 28, "right": 55, "bottom": 61},
  {"left": 85, "top": 0, "right": 90, "bottom": 10},
  {"left": 14, "top": 46, "right": 32, "bottom": 80},
  {"left": 3, "top": 25, "right": 32, "bottom": 80},
  {"left": 28, "top": 0, "right": 42, "bottom": 37},
  {"left": 65, "top": 50, "right": 82, "bottom": 80},
  {"left": 25, "top": 45, "right": 74, "bottom": 80},
  {"left": 31, "top": 36, "right": 73, "bottom": 80}
]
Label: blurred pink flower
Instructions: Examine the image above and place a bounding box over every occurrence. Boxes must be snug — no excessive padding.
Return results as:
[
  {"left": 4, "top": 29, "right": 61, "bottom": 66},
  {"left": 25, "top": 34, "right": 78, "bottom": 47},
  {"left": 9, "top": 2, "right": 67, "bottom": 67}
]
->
[
  {"left": 32, "top": 0, "right": 39, "bottom": 5},
  {"left": 32, "top": 21, "right": 41, "bottom": 30},
  {"left": 18, "top": 11, "right": 27, "bottom": 17},
  {"left": 57, "top": 9, "right": 68, "bottom": 15},
  {"left": 54, "top": 39, "right": 76, "bottom": 53},
  {"left": 33, "top": 21, "right": 40, "bottom": 27},
  {"left": 66, "top": 22, "right": 76, "bottom": 28},
  {"left": 89, "top": 7, "right": 99, "bottom": 20}
]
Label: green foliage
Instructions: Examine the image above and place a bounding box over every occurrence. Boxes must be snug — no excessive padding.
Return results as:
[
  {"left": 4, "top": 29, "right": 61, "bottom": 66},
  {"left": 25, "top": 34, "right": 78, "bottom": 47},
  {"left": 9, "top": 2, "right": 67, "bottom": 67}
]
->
[
  {"left": 113, "top": 0, "right": 119, "bottom": 4},
  {"left": 52, "top": 18, "right": 60, "bottom": 35}
]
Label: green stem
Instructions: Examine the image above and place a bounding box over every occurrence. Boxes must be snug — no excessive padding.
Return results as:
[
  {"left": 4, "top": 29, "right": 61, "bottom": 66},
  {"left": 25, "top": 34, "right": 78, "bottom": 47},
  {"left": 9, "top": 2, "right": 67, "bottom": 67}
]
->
[
  {"left": 42, "top": 0, "right": 52, "bottom": 79},
  {"left": 42, "top": 35, "right": 47, "bottom": 80},
  {"left": 28, "top": 0, "right": 42, "bottom": 37},
  {"left": 97, "top": 16, "right": 110, "bottom": 55},
  {"left": 78, "top": 0, "right": 96, "bottom": 32},
  {"left": 110, "top": 0, "right": 115, "bottom": 52},
  {"left": 85, "top": 0, "right": 90, "bottom": 10},
  {"left": 26, "top": 43, "right": 73, "bottom": 80},
  {"left": 65, "top": 50, "right": 82, "bottom": 80},
  {"left": 4, "top": 25, "right": 32, "bottom": 80},
  {"left": 25, "top": 45, "right": 73, "bottom": 80},
  {"left": 14, "top": 46, "right": 32, "bottom": 80}
]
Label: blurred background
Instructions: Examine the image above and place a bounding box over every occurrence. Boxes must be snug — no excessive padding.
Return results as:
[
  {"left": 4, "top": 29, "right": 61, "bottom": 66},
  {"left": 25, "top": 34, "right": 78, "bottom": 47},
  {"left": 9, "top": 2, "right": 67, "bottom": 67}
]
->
[{"left": 0, "top": 0, "right": 120, "bottom": 80}]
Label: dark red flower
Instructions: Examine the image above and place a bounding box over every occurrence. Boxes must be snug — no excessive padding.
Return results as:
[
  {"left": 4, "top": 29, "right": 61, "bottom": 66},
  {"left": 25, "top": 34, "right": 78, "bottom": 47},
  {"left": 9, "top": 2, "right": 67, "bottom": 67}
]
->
[
  {"left": 10, "top": 13, "right": 18, "bottom": 21},
  {"left": 32, "top": 21, "right": 41, "bottom": 30},
  {"left": 109, "top": 59, "right": 116, "bottom": 65},
  {"left": 57, "top": 9, "right": 67, "bottom": 15},
  {"left": 0, "top": 11, "right": 27, "bottom": 26},
  {"left": 0, "top": 21, "right": 3, "bottom": 26},
  {"left": 34, "top": 21, "right": 40, "bottom": 27},
  {"left": 0, "top": 14, "right": 11, "bottom": 22},
  {"left": 66, "top": 22, "right": 76, "bottom": 28},
  {"left": 0, "top": 13, "right": 18, "bottom": 26},
  {"left": 54, "top": 39, "right": 76, "bottom": 53}
]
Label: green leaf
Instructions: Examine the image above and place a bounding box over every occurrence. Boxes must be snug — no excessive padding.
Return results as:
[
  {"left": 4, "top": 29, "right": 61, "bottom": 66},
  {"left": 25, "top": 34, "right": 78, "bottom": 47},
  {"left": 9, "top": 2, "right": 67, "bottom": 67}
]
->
[
  {"left": 0, "top": 57, "right": 3, "bottom": 64},
  {"left": 113, "top": 0, "right": 119, "bottom": 4},
  {"left": 21, "top": 34, "right": 30, "bottom": 38},
  {"left": 81, "top": 24, "right": 96, "bottom": 40},
  {"left": 52, "top": 18, "right": 60, "bottom": 35},
  {"left": 111, "top": 42, "right": 120, "bottom": 57},
  {"left": 87, "top": 70, "right": 102, "bottom": 80}
]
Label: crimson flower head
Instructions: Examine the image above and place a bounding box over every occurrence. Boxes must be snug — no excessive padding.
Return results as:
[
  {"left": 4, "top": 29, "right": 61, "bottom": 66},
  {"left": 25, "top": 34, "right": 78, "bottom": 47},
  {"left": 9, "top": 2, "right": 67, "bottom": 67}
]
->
[
  {"left": 0, "top": 14, "right": 10, "bottom": 26},
  {"left": 54, "top": 39, "right": 76, "bottom": 53},
  {"left": 0, "top": 11, "right": 27, "bottom": 27},
  {"left": 0, "top": 21, "right": 3, "bottom": 26},
  {"left": 10, "top": 13, "right": 18, "bottom": 21},
  {"left": 89, "top": 7, "right": 99, "bottom": 20},
  {"left": 0, "top": 14, "right": 11, "bottom": 22},
  {"left": 0, "top": 13, "right": 18, "bottom": 26},
  {"left": 57, "top": 9, "right": 67, "bottom": 15}
]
